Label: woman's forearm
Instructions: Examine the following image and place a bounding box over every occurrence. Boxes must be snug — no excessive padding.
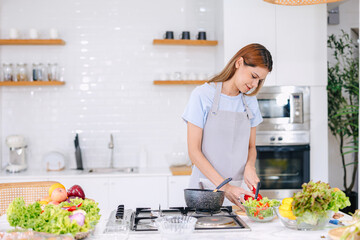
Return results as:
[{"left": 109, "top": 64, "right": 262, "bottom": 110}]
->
[
  {"left": 246, "top": 145, "right": 257, "bottom": 169},
  {"left": 246, "top": 127, "right": 257, "bottom": 169}
]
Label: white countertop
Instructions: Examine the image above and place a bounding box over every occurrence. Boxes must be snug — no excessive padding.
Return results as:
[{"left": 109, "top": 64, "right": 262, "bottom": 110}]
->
[
  {"left": 0, "top": 167, "right": 172, "bottom": 181},
  {"left": 0, "top": 213, "right": 350, "bottom": 240}
]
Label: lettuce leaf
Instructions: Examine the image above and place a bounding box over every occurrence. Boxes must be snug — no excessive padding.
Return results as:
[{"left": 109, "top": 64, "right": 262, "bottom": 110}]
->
[
  {"left": 328, "top": 190, "right": 351, "bottom": 212},
  {"left": 292, "top": 181, "right": 350, "bottom": 225},
  {"left": 6, "top": 197, "right": 101, "bottom": 236}
]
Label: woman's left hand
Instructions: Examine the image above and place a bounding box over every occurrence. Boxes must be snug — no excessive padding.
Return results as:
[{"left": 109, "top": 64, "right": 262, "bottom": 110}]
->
[{"left": 243, "top": 164, "right": 260, "bottom": 191}]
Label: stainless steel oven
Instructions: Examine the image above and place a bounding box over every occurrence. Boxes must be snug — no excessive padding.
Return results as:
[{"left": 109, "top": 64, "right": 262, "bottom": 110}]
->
[
  {"left": 255, "top": 86, "right": 310, "bottom": 199},
  {"left": 255, "top": 144, "right": 310, "bottom": 199}
]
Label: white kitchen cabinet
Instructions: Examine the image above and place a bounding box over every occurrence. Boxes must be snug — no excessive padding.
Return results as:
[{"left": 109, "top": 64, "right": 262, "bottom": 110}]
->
[
  {"left": 223, "top": 0, "right": 277, "bottom": 86},
  {"left": 275, "top": 4, "right": 327, "bottom": 86},
  {"left": 0, "top": 174, "right": 171, "bottom": 216},
  {"left": 168, "top": 176, "right": 190, "bottom": 207},
  {"left": 107, "top": 176, "right": 168, "bottom": 212},
  {"left": 223, "top": 0, "right": 326, "bottom": 87},
  {"left": 47, "top": 176, "right": 109, "bottom": 216}
]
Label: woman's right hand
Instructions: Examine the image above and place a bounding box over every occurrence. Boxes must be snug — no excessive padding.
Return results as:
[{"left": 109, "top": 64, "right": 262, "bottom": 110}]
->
[{"left": 222, "top": 184, "right": 255, "bottom": 211}]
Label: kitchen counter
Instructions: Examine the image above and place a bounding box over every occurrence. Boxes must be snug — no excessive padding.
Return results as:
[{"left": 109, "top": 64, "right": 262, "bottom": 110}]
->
[
  {"left": 0, "top": 213, "right": 350, "bottom": 240},
  {"left": 0, "top": 167, "right": 172, "bottom": 181}
]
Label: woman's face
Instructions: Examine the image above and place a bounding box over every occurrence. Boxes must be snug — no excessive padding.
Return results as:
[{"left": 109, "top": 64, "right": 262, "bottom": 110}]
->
[{"left": 234, "top": 57, "right": 269, "bottom": 93}]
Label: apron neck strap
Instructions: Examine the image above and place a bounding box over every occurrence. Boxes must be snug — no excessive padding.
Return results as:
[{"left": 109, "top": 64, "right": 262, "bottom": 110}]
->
[
  {"left": 211, "top": 82, "right": 222, "bottom": 114},
  {"left": 241, "top": 94, "right": 254, "bottom": 119}
]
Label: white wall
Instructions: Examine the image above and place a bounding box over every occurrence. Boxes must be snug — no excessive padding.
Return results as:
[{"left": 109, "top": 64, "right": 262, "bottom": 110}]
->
[
  {"left": 0, "top": 0, "right": 217, "bottom": 170},
  {"left": 327, "top": 0, "right": 359, "bottom": 190},
  {"left": 214, "top": 0, "right": 224, "bottom": 72}
]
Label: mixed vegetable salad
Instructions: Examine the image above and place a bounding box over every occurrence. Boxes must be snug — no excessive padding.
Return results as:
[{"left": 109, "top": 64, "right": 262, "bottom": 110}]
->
[
  {"left": 292, "top": 181, "right": 350, "bottom": 226},
  {"left": 6, "top": 197, "right": 101, "bottom": 236},
  {"left": 243, "top": 197, "right": 280, "bottom": 220}
]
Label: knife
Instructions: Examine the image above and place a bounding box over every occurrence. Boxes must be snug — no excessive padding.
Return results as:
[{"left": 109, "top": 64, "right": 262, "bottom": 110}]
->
[
  {"left": 254, "top": 182, "right": 261, "bottom": 200},
  {"left": 75, "top": 134, "right": 83, "bottom": 170}
]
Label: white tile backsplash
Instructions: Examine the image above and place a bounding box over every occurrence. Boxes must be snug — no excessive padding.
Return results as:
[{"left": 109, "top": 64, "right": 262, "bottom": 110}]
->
[{"left": 0, "top": 0, "right": 216, "bottom": 170}]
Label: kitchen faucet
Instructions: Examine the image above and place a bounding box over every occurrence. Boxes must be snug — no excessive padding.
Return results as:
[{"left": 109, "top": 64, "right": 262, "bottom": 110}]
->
[{"left": 109, "top": 134, "right": 114, "bottom": 168}]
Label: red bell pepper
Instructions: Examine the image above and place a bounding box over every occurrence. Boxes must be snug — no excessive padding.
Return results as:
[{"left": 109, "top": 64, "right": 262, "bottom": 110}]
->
[
  {"left": 244, "top": 185, "right": 263, "bottom": 201},
  {"left": 65, "top": 203, "right": 83, "bottom": 212},
  {"left": 67, "top": 206, "right": 77, "bottom": 212}
]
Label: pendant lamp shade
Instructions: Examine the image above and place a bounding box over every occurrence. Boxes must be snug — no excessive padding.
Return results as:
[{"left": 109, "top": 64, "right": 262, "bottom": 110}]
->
[{"left": 264, "top": 0, "right": 344, "bottom": 5}]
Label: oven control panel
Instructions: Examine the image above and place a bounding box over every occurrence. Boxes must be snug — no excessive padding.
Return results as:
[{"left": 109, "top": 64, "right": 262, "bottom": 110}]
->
[
  {"left": 290, "top": 93, "right": 303, "bottom": 124},
  {"left": 256, "top": 131, "right": 310, "bottom": 146}
]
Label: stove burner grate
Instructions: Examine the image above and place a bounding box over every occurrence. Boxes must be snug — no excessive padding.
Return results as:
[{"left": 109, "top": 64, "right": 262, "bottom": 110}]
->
[{"left": 128, "top": 205, "right": 250, "bottom": 232}]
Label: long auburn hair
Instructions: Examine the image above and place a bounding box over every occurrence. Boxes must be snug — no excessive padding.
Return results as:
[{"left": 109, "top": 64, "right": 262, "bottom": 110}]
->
[{"left": 209, "top": 43, "right": 273, "bottom": 96}]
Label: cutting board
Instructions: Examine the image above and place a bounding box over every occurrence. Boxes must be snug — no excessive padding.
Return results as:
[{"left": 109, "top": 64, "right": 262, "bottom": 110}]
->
[
  {"left": 328, "top": 227, "right": 346, "bottom": 240},
  {"left": 232, "top": 205, "right": 246, "bottom": 216},
  {"left": 169, "top": 165, "right": 192, "bottom": 175}
]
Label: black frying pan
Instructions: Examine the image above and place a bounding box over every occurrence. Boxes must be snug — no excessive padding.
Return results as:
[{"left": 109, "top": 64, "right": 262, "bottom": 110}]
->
[{"left": 184, "top": 178, "right": 232, "bottom": 211}]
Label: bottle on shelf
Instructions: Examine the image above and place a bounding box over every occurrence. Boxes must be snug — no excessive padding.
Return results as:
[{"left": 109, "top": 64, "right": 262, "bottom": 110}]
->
[
  {"left": 32, "top": 63, "right": 38, "bottom": 81},
  {"left": 47, "top": 63, "right": 59, "bottom": 81},
  {"left": 32, "top": 63, "right": 47, "bottom": 81},
  {"left": 37, "top": 63, "right": 46, "bottom": 81},
  {"left": 2, "top": 63, "right": 14, "bottom": 82},
  {"left": 16, "top": 63, "right": 28, "bottom": 82}
]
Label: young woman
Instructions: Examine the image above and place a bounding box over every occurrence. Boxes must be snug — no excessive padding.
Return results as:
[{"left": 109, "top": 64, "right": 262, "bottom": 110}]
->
[{"left": 182, "top": 43, "right": 272, "bottom": 209}]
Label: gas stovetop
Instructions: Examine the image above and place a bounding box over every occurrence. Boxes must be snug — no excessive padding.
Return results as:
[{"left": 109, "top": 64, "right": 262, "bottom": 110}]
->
[{"left": 107, "top": 205, "right": 251, "bottom": 233}]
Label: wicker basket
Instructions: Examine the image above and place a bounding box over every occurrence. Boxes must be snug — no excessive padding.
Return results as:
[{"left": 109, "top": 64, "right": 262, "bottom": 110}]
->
[{"left": 0, "top": 181, "right": 59, "bottom": 216}]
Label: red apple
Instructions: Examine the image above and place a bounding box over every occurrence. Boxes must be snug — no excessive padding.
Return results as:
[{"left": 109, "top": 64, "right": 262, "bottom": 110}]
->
[{"left": 67, "top": 185, "right": 85, "bottom": 199}]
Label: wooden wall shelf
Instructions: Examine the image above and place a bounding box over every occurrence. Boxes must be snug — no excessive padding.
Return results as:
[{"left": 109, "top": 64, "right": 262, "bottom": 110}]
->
[
  {"left": 153, "top": 39, "right": 217, "bottom": 46},
  {"left": 0, "top": 81, "right": 65, "bottom": 86},
  {"left": 0, "top": 39, "right": 66, "bottom": 45},
  {"left": 153, "top": 80, "right": 207, "bottom": 85}
]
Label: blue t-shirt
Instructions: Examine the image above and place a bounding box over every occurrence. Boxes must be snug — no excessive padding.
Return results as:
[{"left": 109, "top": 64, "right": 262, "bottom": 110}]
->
[{"left": 182, "top": 83, "right": 263, "bottom": 129}]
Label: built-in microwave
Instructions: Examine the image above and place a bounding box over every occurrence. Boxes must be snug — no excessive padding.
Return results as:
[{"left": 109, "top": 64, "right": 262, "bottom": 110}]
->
[
  {"left": 256, "top": 86, "right": 310, "bottom": 132},
  {"left": 255, "top": 86, "right": 311, "bottom": 199}
]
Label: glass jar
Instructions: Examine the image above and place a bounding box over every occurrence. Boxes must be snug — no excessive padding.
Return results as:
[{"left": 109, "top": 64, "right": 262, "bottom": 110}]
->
[
  {"left": 37, "top": 63, "right": 46, "bottom": 81},
  {"left": 32, "top": 63, "right": 38, "bottom": 81},
  {"left": 16, "top": 63, "right": 28, "bottom": 82},
  {"left": 47, "top": 63, "right": 59, "bottom": 81},
  {"left": 32, "top": 63, "right": 46, "bottom": 81},
  {"left": 2, "top": 63, "right": 14, "bottom": 82}
]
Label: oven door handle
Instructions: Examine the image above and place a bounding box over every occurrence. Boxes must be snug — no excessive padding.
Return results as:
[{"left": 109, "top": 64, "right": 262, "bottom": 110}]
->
[
  {"left": 256, "top": 145, "right": 310, "bottom": 151},
  {"left": 258, "top": 172, "right": 300, "bottom": 179}
]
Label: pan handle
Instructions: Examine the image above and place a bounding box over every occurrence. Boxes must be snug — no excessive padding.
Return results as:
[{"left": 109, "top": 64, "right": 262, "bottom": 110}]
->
[{"left": 213, "top": 177, "right": 232, "bottom": 192}]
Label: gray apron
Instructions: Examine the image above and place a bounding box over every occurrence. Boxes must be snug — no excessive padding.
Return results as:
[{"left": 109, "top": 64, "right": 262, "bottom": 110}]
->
[{"left": 189, "top": 82, "right": 254, "bottom": 203}]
